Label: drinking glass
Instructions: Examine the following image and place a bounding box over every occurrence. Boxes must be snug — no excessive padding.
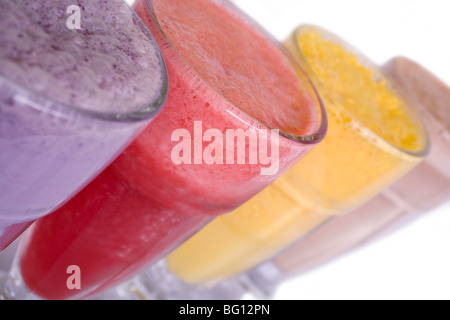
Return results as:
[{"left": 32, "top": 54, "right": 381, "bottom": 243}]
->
[{"left": 0, "top": 0, "right": 168, "bottom": 252}]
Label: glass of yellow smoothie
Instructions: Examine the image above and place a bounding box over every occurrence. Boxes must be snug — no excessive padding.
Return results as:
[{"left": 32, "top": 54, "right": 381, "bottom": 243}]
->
[
  {"left": 235, "top": 56, "right": 450, "bottom": 300},
  {"left": 108, "top": 25, "right": 430, "bottom": 300}
]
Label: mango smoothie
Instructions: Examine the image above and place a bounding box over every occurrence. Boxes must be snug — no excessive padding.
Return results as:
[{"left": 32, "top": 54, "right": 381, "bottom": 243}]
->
[
  {"left": 164, "top": 25, "right": 429, "bottom": 286},
  {"left": 271, "top": 56, "right": 450, "bottom": 278}
]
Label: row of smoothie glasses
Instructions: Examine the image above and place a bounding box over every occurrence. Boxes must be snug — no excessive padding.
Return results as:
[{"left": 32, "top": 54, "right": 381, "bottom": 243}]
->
[
  {"left": 104, "top": 24, "right": 448, "bottom": 300},
  {"left": 86, "top": 5, "right": 450, "bottom": 300},
  {"left": 0, "top": 0, "right": 441, "bottom": 300},
  {"left": 108, "top": 55, "right": 449, "bottom": 300}
]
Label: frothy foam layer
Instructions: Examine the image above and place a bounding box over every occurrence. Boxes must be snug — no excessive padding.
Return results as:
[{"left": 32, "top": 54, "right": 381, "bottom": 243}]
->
[
  {"left": 0, "top": 0, "right": 165, "bottom": 113},
  {"left": 297, "top": 28, "right": 425, "bottom": 153},
  {"left": 154, "top": 0, "right": 317, "bottom": 137}
]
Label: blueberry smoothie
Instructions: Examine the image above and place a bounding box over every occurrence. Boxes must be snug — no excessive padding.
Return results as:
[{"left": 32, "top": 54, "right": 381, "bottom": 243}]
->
[{"left": 0, "top": 0, "right": 168, "bottom": 251}]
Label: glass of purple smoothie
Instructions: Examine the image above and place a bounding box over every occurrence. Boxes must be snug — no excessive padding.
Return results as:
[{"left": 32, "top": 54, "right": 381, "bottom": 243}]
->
[{"left": 0, "top": 0, "right": 168, "bottom": 251}]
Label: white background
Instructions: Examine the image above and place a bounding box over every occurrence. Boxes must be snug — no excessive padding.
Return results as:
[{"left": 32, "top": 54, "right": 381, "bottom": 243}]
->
[{"left": 1, "top": 0, "right": 449, "bottom": 300}]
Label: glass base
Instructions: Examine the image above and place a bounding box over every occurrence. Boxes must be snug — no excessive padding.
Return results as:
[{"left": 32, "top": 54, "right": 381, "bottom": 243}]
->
[
  {"left": 99, "top": 259, "right": 252, "bottom": 300},
  {"left": 237, "top": 261, "right": 285, "bottom": 299},
  {"left": 0, "top": 269, "right": 41, "bottom": 300},
  {"left": 0, "top": 237, "right": 43, "bottom": 300}
]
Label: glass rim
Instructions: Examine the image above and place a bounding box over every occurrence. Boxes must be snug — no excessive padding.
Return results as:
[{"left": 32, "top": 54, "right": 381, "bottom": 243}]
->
[
  {"left": 144, "top": 0, "right": 328, "bottom": 145},
  {"left": 290, "top": 24, "right": 430, "bottom": 160},
  {"left": 0, "top": 2, "right": 169, "bottom": 123},
  {"left": 382, "top": 56, "right": 450, "bottom": 144}
]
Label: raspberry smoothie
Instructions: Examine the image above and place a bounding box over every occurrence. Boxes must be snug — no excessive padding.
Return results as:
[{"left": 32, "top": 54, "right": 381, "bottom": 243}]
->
[
  {"left": 0, "top": 0, "right": 167, "bottom": 251},
  {"left": 12, "top": 0, "right": 326, "bottom": 300}
]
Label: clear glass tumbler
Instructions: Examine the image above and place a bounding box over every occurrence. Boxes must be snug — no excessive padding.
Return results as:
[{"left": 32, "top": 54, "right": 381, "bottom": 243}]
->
[{"left": 0, "top": 0, "right": 168, "bottom": 252}]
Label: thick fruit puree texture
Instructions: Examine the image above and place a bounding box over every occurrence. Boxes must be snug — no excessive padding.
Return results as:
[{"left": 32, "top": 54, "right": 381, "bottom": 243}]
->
[
  {"left": 0, "top": 0, "right": 164, "bottom": 113},
  {"left": 164, "top": 27, "right": 427, "bottom": 285},
  {"left": 0, "top": 0, "right": 165, "bottom": 249},
  {"left": 19, "top": 0, "right": 320, "bottom": 300},
  {"left": 153, "top": 0, "right": 317, "bottom": 135},
  {"left": 297, "top": 29, "right": 423, "bottom": 152}
]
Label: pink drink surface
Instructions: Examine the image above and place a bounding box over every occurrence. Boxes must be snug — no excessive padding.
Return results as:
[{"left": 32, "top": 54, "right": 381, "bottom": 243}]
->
[
  {"left": 19, "top": 0, "right": 320, "bottom": 300},
  {"left": 0, "top": 0, "right": 165, "bottom": 250},
  {"left": 153, "top": 0, "right": 316, "bottom": 135}
]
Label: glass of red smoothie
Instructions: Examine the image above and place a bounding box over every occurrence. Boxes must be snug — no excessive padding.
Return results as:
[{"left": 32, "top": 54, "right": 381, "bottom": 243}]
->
[{"left": 2, "top": 0, "right": 327, "bottom": 300}]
